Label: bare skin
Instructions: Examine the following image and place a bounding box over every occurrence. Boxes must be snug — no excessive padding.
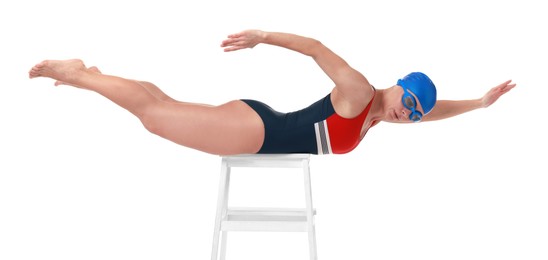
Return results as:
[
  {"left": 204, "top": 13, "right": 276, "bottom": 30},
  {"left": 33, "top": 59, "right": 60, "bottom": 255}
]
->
[
  {"left": 56, "top": 66, "right": 198, "bottom": 104},
  {"left": 29, "top": 59, "right": 264, "bottom": 155}
]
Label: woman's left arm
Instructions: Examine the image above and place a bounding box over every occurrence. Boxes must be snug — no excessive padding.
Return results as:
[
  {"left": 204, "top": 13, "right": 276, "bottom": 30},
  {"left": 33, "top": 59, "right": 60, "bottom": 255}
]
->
[{"left": 422, "top": 80, "right": 516, "bottom": 122}]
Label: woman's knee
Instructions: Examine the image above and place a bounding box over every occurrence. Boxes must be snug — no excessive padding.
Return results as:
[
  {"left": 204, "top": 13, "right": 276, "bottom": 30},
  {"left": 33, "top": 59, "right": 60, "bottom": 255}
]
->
[{"left": 137, "top": 81, "right": 176, "bottom": 102}]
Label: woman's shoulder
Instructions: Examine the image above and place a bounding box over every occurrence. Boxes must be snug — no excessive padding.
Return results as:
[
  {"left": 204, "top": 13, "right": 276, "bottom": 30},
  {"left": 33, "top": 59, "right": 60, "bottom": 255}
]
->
[{"left": 330, "top": 84, "right": 375, "bottom": 118}]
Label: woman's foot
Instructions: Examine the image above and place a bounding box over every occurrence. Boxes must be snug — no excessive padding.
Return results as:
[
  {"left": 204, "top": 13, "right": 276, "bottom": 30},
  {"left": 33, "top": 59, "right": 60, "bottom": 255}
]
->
[
  {"left": 29, "top": 59, "right": 87, "bottom": 87},
  {"left": 52, "top": 66, "right": 102, "bottom": 86}
]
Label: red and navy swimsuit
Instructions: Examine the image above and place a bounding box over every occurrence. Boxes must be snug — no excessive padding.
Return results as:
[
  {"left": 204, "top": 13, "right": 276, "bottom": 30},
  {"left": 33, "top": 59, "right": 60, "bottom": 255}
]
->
[{"left": 241, "top": 92, "right": 375, "bottom": 155}]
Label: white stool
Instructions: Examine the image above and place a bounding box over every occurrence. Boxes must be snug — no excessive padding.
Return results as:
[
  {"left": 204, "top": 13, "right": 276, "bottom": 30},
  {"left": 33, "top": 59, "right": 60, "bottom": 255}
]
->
[{"left": 211, "top": 154, "right": 318, "bottom": 260}]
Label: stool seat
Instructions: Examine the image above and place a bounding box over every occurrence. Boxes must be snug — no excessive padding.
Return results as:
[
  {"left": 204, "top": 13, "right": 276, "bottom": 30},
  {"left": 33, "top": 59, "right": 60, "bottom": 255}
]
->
[
  {"left": 222, "top": 153, "right": 311, "bottom": 167},
  {"left": 211, "top": 154, "right": 318, "bottom": 260}
]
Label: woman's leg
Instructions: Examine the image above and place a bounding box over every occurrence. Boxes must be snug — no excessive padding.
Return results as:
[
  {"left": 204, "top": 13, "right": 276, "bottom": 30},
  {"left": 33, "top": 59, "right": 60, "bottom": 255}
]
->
[
  {"left": 86, "top": 66, "right": 211, "bottom": 106},
  {"left": 136, "top": 81, "right": 181, "bottom": 103},
  {"left": 29, "top": 59, "right": 264, "bottom": 155},
  {"left": 55, "top": 65, "right": 211, "bottom": 106},
  {"left": 88, "top": 66, "right": 183, "bottom": 103}
]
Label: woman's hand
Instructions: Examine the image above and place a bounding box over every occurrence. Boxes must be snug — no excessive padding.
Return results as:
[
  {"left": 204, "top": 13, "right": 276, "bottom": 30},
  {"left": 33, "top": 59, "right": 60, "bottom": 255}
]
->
[
  {"left": 481, "top": 80, "right": 516, "bottom": 108},
  {"left": 221, "top": 30, "right": 265, "bottom": 52}
]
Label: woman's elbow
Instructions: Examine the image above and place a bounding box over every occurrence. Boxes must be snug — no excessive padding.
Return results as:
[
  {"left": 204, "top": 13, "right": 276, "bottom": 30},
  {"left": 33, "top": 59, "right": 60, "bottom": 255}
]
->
[{"left": 306, "top": 39, "right": 325, "bottom": 57}]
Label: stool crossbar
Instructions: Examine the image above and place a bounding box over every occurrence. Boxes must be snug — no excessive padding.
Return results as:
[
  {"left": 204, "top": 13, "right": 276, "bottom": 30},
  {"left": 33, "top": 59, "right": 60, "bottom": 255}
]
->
[{"left": 211, "top": 154, "right": 318, "bottom": 260}]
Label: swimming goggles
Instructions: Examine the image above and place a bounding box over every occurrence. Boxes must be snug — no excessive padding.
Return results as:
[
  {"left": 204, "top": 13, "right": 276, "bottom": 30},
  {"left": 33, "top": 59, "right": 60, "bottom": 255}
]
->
[{"left": 401, "top": 88, "right": 423, "bottom": 122}]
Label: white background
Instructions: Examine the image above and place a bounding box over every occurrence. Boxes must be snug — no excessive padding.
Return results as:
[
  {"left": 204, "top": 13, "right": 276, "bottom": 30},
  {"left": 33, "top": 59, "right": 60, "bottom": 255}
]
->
[{"left": 1, "top": 0, "right": 546, "bottom": 259}]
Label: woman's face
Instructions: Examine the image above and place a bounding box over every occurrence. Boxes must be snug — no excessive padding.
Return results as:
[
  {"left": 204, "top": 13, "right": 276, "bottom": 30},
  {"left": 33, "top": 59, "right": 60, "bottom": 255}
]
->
[{"left": 387, "top": 86, "right": 425, "bottom": 122}]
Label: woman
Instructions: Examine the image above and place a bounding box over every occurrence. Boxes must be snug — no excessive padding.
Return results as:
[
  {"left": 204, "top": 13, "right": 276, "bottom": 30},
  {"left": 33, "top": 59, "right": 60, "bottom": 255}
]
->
[{"left": 28, "top": 30, "right": 515, "bottom": 155}]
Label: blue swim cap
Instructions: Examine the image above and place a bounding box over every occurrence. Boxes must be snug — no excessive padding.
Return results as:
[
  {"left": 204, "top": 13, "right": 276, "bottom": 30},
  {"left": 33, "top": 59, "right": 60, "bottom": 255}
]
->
[{"left": 397, "top": 72, "right": 437, "bottom": 114}]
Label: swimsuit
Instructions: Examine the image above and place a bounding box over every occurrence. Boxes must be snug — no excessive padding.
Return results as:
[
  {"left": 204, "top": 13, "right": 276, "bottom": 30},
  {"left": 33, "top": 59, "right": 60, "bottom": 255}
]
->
[{"left": 241, "top": 91, "right": 375, "bottom": 155}]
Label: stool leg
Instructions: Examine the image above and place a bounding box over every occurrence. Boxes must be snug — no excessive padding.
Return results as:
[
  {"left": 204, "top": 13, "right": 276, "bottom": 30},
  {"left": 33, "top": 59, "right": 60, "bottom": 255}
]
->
[
  {"left": 303, "top": 159, "right": 318, "bottom": 260},
  {"left": 212, "top": 159, "right": 230, "bottom": 260},
  {"left": 220, "top": 231, "right": 228, "bottom": 260},
  {"left": 220, "top": 168, "right": 231, "bottom": 260}
]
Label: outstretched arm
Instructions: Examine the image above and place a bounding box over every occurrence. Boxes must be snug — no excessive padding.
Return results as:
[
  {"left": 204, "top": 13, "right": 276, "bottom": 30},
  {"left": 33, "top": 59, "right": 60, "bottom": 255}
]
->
[
  {"left": 221, "top": 30, "right": 317, "bottom": 55},
  {"left": 422, "top": 80, "right": 516, "bottom": 122},
  {"left": 221, "top": 30, "right": 373, "bottom": 104}
]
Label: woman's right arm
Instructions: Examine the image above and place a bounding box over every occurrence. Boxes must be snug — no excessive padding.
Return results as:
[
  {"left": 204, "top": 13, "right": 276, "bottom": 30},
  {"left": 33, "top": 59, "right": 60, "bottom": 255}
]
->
[{"left": 221, "top": 30, "right": 373, "bottom": 105}]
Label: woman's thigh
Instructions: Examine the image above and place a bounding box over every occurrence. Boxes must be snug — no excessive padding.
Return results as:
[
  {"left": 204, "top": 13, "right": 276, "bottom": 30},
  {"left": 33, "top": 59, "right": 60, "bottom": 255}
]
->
[{"left": 142, "top": 100, "right": 265, "bottom": 155}]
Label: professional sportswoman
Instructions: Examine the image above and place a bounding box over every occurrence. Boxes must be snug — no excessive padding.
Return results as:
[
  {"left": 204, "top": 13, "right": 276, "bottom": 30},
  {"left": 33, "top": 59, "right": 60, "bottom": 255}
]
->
[{"left": 28, "top": 29, "right": 516, "bottom": 155}]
